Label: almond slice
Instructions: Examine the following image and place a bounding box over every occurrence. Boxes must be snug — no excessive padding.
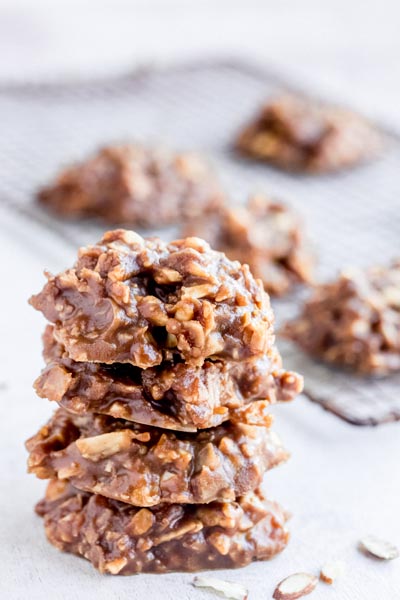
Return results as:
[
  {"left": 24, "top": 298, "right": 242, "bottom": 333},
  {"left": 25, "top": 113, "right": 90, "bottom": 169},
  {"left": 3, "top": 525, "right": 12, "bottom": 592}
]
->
[
  {"left": 192, "top": 576, "right": 248, "bottom": 600},
  {"left": 273, "top": 573, "right": 318, "bottom": 599},
  {"left": 320, "top": 560, "right": 345, "bottom": 584},
  {"left": 75, "top": 430, "right": 134, "bottom": 461},
  {"left": 359, "top": 535, "right": 399, "bottom": 560}
]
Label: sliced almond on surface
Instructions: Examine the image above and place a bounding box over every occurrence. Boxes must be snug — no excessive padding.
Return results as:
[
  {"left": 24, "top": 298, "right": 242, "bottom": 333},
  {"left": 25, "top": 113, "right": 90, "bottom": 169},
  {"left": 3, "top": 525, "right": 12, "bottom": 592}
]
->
[
  {"left": 192, "top": 576, "right": 248, "bottom": 600},
  {"left": 359, "top": 535, "right": 399, "bottom": 560},
  {"left": 273, "top": 572, "right": 318, "bottom": 600},
  {"left": 320, "top": 560, "right": 345, "bottom": 584}
]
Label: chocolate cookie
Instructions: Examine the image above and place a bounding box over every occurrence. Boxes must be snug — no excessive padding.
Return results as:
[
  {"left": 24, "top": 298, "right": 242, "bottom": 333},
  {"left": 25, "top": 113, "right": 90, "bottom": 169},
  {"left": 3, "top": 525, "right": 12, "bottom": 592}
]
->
[
  {"left": 183, "top": 194, "right": 314, "bottom": 296},
  {"left": 37, "top": 144, "right": 224, "bottom": 227},
  {"left": 27, "top": 409, "right": 288, "bottom": 506},
  {"left": 30, "top": 231, "right": 274, "bottom": 368},
  {"left": 236, "top": 94, "right": 382, "bottom": 173},
  {"left": 283, "top": 262, "right": 400, "bottom": 375},
  {"left": 36, "top": 480, "right": 289, "bottom": 574},
  {"left": 35, "top": 325, "right": 302, "bottom": 431}
]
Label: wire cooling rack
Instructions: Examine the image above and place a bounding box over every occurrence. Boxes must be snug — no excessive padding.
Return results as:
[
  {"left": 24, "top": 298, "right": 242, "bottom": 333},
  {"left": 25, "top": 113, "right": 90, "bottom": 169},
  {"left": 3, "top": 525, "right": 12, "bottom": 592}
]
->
[{"left": 1, "top": 60, "right": 400, "bottom": 425}]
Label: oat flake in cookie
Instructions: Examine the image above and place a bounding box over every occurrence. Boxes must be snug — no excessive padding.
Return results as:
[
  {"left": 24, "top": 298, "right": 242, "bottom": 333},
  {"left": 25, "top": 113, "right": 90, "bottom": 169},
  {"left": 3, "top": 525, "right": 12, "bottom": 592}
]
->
[
  {"left": 29, "top": 231, "right": 273, "bottom": 367},
  {"left": 37, "top": 144, "right": 224, "bottom": 227},
  {"left": 26, "top": 408, "right": 288, "bottom": 506},
  {"left": 283, "top": 262, "right": 400, "bottom": 375},
  {"left": 36, "top": 480, "right": 289, "bottom": 574},
  {"left": 236, "top": 94, "right": 382, "bottom": 173},
  {"left": 183, "top": 194, "right": 314, "bottom": 296}
]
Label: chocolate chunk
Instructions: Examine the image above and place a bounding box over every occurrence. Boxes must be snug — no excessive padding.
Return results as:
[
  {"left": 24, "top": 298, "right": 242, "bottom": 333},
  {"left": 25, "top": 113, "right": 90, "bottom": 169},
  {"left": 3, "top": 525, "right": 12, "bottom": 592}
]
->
[
  {"left": 35, "top": 325, "right": 302, "bottom": 431},
  {"left": 183, "top": 194, "right": 314, "bottom": 296},
  {"left": 283, "top": 262, "right": 400, "bottom": 375},
  {"left": 236, "top": 94, "right": 382, "bottom": 173},
  {"left": 27, "top": 408, "right": 288, "bottom": 506},
  {"left": 29, "top": 231, "right": 274, "bottom": 367},
  {"left": 37, "top": 144, "right": 224, "bottom": 227},
  {"left": 36, "top": 480, "right": 289, "bottom": 574}
]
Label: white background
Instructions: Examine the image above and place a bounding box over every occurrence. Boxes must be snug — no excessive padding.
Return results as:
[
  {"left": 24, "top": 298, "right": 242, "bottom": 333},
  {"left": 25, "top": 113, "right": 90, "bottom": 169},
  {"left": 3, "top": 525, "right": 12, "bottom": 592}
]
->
[{"left": 1, "top": 0, "right": 400, "bottom": 126}]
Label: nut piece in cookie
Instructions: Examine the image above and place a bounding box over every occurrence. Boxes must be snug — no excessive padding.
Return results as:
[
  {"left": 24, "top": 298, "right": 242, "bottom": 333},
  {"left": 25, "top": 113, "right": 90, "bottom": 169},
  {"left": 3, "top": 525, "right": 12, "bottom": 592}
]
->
[
  {"left": 29, "top": 230, "right": 274, "bottom": 367},
  {"left": 183, "top": 194, "right": 314, "bottom": 296},
  {"left": 236, "top": 94, "right": 382, "bottom": 173},
  {"left": 37, "top": 144, "right": 224, "bottom": 227},
  {"left": 36, "top": 480, "right": 289, "bottom": 574},
  {"left": 282, "top": 261, "right": 400, "bottom": 375}
]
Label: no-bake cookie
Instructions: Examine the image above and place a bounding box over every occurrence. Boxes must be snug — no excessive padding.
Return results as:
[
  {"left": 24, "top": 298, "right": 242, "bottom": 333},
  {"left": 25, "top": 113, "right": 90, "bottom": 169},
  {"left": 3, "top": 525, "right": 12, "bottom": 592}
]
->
[
  {"left": 37, "top": 144, "right": 224, "bottom": 227},
  {"left": 36, "top": 479, "right": 289, "bottom": 574},
  {"left": 35, "top": 325, "right": 302, "bottom": 431},
  {"left": 183, "top": 194, "right": 314, "bottom": 296},
  {"left": 236, "top": 94, "right": 382, "bottom": 173},
  {"left": 27, "top": 408, "right": 288, "bottom": 506},
  {"left": 30, "top": 231, "right": 273, "bottom": 367},
  {"left": 283, "top": 262, "right": 400, "bottom": 375}
]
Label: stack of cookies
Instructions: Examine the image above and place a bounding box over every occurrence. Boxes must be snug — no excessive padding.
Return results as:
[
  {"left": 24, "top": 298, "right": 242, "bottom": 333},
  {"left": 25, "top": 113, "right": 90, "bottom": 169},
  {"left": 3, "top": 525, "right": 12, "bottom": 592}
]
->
[{"left": 26, "top": 230, "right": 303, "bottom": 575}]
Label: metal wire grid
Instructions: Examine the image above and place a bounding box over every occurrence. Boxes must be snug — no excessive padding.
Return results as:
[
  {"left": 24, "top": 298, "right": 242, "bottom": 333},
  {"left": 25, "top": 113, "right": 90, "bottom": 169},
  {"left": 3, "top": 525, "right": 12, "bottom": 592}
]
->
[{"left": 1, "top": 60, "right": 400, "bottom": 424}]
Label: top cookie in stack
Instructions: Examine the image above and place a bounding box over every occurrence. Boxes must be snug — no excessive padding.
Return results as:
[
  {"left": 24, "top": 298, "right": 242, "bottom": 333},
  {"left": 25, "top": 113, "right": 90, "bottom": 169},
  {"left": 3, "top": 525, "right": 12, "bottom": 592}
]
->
[
  {"left": 27, "top": 230, "right": 303, "bottom": 575},
  {"left": 30, "top": 230, "right": 275, "bottom": 367}
]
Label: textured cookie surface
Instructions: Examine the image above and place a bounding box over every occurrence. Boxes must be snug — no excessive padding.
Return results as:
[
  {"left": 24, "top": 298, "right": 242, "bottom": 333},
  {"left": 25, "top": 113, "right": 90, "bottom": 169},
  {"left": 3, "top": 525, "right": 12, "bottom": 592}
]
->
[
  {"left": 183, "top": 194, "right": 314, "bottom": 296},
  {"left": 30, "top": 230, "right": 274, "bottom": 368},
  {"left": 38, "top": 144, "right": 224, "bottom": 227},
  {"left": 35, "top": 325, "right": 302, "bottom": 431},
  {"left": 27, "top": 408, "right": 288, "bottom": 506},
  {"left": 283, "top": 261, "right": 400, "bottom": 375},
  {"left": 36, "top": 480, "right": 289, "bottom": 574},
  {"left": 236, "top": 94, "right": 381, "bottom": 172}
]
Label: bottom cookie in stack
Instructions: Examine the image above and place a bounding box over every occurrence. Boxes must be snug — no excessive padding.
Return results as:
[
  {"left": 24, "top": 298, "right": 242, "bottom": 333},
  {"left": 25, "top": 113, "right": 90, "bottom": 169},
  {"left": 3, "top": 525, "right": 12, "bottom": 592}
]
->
[{"left": 36, "top": 479, "right": 289, "bottom": 574}]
